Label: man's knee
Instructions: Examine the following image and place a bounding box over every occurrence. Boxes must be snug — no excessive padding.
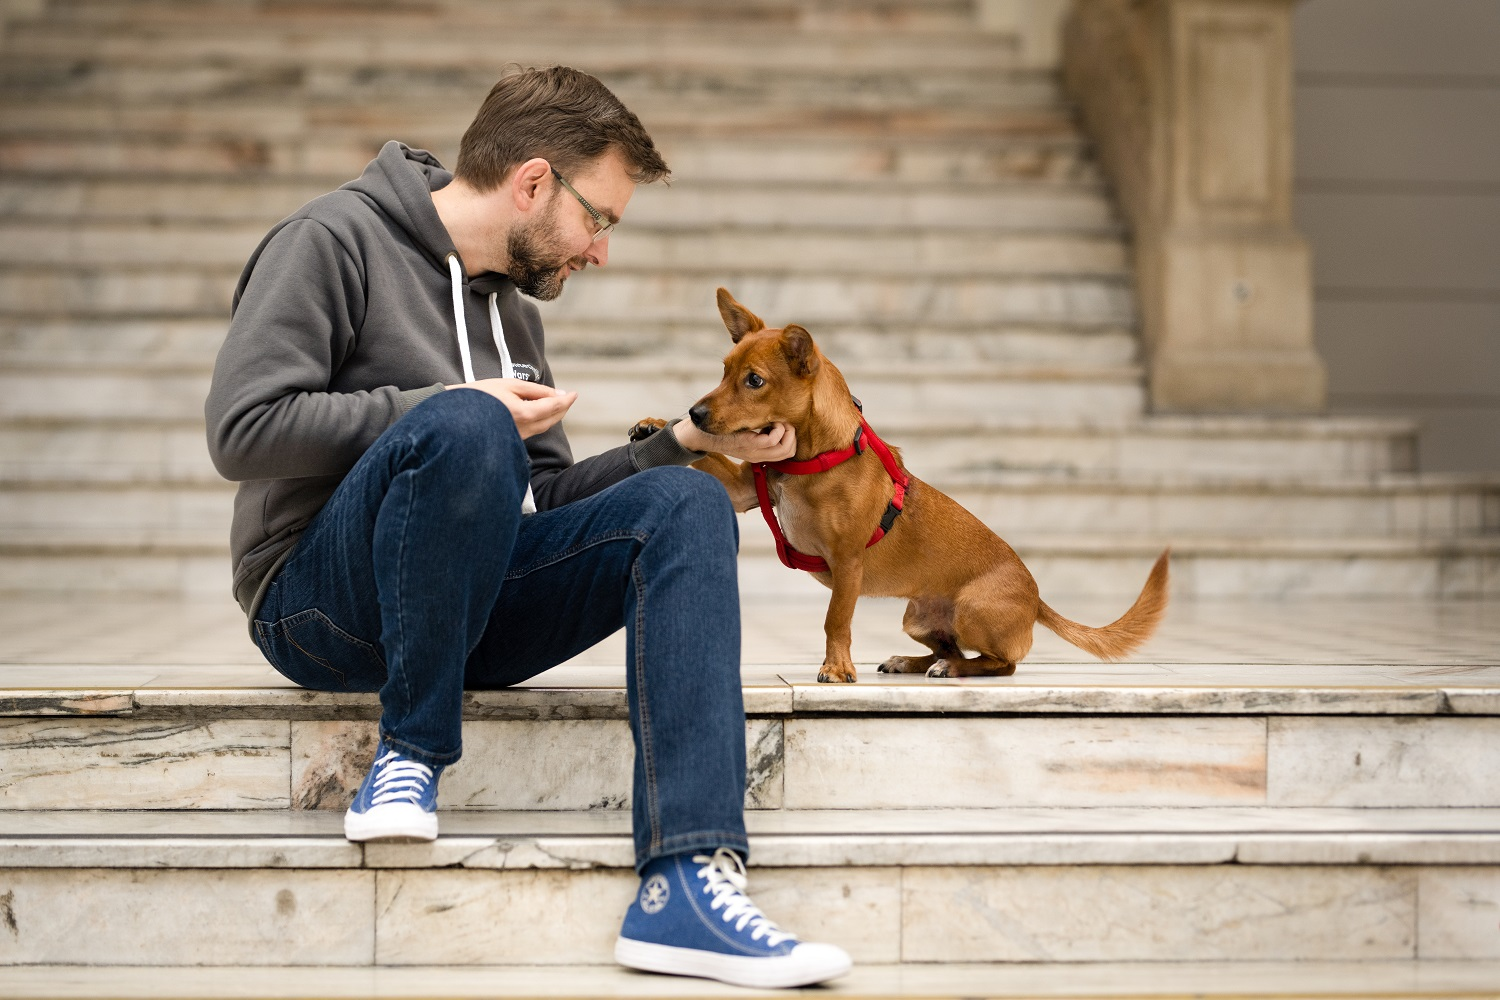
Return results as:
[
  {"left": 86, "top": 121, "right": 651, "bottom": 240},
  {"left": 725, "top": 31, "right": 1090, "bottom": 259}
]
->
[
  {"left": 393, "top": 390, "right": 530, "bottom": 513},
  {"left": 405, "top": 389, "right": 528, "bottom": 479},
  {"left": 635, "top": 466, "right": 739, "bottom": 550}
]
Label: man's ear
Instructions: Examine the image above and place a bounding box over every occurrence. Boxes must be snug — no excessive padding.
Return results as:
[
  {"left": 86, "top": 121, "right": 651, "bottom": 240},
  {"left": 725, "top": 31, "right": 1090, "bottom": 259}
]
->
[
  {"left": 780, "top": 324, "right": 819, "bottom": 377},
  {"left": 716, "top": 287, "right": 766, "bottom": 344},
  {"left": 510, "top": 157, "right": 551, "bottom": 212}
]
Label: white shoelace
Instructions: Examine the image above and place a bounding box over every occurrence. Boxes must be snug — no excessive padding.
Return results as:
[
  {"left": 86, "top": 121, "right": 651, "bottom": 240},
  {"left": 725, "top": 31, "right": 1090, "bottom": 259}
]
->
[
  {"left": 369, "top": 750, "right": 434, "bottom": 807},
  {"left": 693, "top": 848, "right": 795, "bottom": 947}
]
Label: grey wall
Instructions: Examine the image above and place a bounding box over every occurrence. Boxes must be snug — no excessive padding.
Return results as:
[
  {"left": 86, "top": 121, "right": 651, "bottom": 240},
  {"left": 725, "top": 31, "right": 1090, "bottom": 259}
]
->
[{"left": 1293, "top": 0, "right": 1500, "bottom": 472}]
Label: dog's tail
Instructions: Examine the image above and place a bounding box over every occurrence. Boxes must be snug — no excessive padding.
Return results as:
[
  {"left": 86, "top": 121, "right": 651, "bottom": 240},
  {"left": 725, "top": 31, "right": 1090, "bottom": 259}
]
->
[{"left": 1035, "top": 548, "right": 1170, "bottom": 661}]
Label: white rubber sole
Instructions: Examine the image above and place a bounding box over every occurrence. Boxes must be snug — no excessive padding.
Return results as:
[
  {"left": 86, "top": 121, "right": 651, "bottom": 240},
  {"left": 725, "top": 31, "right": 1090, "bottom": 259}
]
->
[
  {"left": 343, "top": 802, "right": 437, "bottom": 843},
  {"left": 614, "top": 937, "right": 851, "bottom": 989}
]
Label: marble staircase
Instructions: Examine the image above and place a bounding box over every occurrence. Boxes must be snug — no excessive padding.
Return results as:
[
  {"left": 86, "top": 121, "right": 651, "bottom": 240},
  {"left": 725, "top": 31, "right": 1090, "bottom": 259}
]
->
[
  {"left": 1, "top": 0, "right": 1496, "bottom": 602},
  {"left": 3, "top": 652, "right": 1500, "bottom": 971}
]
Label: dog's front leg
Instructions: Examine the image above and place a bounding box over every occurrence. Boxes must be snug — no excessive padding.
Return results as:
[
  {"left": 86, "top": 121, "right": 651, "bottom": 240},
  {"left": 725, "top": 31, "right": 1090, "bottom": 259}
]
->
[
  {"left": 690, "top": 453, "right": 759, "bottom": 512},
  {"left": 817, "top": 557, "right": 864, "bottom": 683}
]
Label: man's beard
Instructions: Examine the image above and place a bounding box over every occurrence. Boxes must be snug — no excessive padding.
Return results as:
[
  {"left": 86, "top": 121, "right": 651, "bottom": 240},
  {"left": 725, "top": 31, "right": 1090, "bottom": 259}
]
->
[{"left": 506, "top": 203, "right": 580, "bottom": 301}]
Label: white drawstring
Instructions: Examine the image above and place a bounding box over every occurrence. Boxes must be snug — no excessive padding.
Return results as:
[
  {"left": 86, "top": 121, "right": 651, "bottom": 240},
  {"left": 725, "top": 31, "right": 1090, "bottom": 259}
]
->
[
  {"left": 694, "top": 848, "right": 795, "bottom": 947},
  {"left": 446, "top": 254, "right": 476, "bottom": 383},
  {"left": 447, "top": 252, "right": 538, "bottom": 514}
]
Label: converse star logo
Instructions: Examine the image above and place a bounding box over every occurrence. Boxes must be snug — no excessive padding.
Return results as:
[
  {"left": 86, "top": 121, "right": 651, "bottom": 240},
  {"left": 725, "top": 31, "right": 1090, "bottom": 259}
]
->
[
  {"left": 510, "top": 363, "right": 541, "bottom": 383},
  {"left": 640, "top": 873, "right": 670, "bottom": 914}
]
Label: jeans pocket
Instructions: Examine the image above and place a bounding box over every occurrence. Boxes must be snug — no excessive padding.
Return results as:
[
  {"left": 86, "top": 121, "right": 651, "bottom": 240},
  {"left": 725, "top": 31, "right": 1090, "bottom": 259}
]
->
[{"left": 254, "top": 609, "right": 385, "bottom": 691}]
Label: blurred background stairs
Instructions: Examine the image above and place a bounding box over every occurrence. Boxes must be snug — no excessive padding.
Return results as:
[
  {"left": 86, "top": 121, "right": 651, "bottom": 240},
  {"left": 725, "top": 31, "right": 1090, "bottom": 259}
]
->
[{"left": 1, "top": 0, "right": 1495, "bottom": 603}]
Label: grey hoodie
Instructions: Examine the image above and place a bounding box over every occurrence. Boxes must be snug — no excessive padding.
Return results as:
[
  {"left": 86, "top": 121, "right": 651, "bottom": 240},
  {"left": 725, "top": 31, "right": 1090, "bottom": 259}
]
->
[{"left": 206, "top": 141, "right": 699, "bottom": 620}]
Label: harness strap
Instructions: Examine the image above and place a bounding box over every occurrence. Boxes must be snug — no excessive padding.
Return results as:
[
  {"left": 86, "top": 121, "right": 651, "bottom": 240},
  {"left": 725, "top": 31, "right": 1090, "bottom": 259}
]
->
[{"left": 753, "top": 417, "right": 910, "bottom": 574}]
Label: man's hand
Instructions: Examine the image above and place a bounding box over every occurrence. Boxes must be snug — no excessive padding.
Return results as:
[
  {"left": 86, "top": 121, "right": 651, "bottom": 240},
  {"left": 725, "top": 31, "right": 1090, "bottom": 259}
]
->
[
  {"left": 674, "top": 418, "right": 796, "bottom": 463},
  {"left": 447, "top": 378, "right": 576, "bottom": 439}
]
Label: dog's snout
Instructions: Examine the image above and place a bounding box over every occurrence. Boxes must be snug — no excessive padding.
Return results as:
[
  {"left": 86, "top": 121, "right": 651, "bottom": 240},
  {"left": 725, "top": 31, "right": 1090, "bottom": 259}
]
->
[{"left": 689, "top": 403, "right": 712, "bottom": 431}]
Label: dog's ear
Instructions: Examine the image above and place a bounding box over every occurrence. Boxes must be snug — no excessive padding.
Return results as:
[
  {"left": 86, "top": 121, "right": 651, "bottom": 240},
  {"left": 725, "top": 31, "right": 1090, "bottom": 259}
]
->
[
  {"left": 716, "top": 287, "right": 765, "bottom": 344},
  {"left": 780, "top": 324, "right": 820, "bottom": 377}
]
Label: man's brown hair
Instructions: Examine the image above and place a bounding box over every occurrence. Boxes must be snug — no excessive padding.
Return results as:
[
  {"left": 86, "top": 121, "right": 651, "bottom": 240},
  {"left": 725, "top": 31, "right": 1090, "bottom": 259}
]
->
[{"left": 456, "top": 65, "right": 670, "bottom": 189}]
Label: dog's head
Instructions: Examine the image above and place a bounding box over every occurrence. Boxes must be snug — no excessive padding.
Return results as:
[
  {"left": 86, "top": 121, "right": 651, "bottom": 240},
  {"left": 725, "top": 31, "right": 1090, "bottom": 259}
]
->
[{"left": 688, "top": 288, "right": 826, "bottom": 436}]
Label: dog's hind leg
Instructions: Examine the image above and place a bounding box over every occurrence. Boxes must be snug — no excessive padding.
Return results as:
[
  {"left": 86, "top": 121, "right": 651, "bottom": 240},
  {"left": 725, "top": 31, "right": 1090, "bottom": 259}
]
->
[
  {"left": 931, "top": 582, "right": 1035, "bottom": 677},
  {"left": 879, "top": 597, "right": 962, "bottom": 674}
]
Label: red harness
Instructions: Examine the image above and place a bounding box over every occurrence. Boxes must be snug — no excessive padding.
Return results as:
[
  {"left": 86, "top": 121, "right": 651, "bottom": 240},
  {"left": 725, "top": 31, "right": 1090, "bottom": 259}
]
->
[{"left": 752, "top": 415, "right": 910, "bottom": 574}]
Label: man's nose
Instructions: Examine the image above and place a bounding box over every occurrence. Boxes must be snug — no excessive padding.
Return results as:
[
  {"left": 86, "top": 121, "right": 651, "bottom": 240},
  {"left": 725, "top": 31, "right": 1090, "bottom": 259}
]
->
[{"left": 587, "top": 234, "right": 609, "bottom": 267}]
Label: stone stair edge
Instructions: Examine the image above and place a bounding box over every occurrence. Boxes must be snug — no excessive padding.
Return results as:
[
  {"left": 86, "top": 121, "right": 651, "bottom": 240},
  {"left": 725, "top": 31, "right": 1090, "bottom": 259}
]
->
[
  {"left": 6, "top": 816, "right": 1500, "bottom": 871},
  {"left": 4, "top": 677, "right": 1498, "bottom": 720}
]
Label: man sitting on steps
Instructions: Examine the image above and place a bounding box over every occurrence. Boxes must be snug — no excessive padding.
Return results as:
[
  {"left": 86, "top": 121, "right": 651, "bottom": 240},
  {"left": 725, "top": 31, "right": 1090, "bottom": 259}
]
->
[{"left": 204, "top": 64, "right": 850, "bottom": 991}]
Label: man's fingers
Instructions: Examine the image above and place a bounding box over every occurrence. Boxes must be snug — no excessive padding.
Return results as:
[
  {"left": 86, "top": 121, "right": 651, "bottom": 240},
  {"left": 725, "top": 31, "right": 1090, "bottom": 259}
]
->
[{"left": 506, "top": 379, "right": 569, "bottom": 400}]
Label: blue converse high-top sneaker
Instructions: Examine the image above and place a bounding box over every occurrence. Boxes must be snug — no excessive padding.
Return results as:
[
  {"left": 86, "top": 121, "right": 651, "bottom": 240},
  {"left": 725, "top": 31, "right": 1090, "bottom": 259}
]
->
[
  {"left": 615, "top": 848, "right": 852, "bottom": 989},
  {"left": 343, "top": 747, "right": 442, "bottom": 843}
]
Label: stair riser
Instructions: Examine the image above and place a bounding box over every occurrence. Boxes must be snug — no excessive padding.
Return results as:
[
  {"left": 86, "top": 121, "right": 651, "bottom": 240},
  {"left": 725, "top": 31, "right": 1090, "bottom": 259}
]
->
[
  {"left": 0, "top": 271, "right": 1138, "bottom": 327},
  {"left": 0, "top": 181, "right": 1113, "bottom": 229},
  {"left": 0, "top": 371, "right": 1147, "bottom": 425},
  {"left": 0, "top": 424, "right": 1418, "bottom": 483},
  {"left": 3, "top": 32, "right": 1028, "bottom": 73},
  {"left": 0, "top": 226, "right": 1128, "bottom": 271},
  {"left": 4, "top": 548, "right": 1496, "bottom": 599},
  {"left": 0, "top": 863, "right": 1494, "bottom": 964},
  {"left": 35, "top": 0, "right": 987, "bottom": 33},
  {"left": 3, "top": 716, "right": 1497, "bottom": 813},
  {"left": 1, "top": 320, "right": 1139, "bottom": 368},
  {"left": 0, "top": 136, "right": 1098, "bottom": 184},
  {"left": 5, "top": 486, "right": 1493, "bottom": 542},
  {"left": 0, "top": 102, "right": 1072, "bottom": 145},
  {"left": 0, "top": 63, "right": 1061, "bottom": 108}
]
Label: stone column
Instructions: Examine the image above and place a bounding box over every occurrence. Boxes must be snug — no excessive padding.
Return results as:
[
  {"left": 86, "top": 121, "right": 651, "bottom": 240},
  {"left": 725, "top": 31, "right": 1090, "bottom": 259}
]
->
[{"left": 1065, "top": 0, "right": 1326, "bottom": 413}]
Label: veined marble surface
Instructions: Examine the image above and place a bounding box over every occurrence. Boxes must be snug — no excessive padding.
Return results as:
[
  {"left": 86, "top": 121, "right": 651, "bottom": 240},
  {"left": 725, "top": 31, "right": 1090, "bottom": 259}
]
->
[
  {"left": 4, "top": 807, "right": 1500, "bottom": 870},
  {"left": 0, "top": 597, "right": 1496, "bottom": 720}
]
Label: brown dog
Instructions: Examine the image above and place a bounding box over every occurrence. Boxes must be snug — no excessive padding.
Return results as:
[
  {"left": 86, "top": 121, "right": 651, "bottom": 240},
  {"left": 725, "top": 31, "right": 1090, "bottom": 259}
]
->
[{"left": 653, "top": 288, "right": 1169, "bottom": 684}]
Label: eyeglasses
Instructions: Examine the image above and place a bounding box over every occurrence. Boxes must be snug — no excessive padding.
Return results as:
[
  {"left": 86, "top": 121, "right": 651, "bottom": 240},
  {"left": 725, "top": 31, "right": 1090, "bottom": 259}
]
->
[{"left": 550, "top": 166, "right": 615, "bottom": 243}]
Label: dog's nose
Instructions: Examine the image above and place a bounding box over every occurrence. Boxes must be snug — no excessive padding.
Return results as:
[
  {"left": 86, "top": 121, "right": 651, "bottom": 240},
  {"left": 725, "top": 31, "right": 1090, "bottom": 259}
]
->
[{"left": 689, "top": 404, "right": 711, "bottom": 431}]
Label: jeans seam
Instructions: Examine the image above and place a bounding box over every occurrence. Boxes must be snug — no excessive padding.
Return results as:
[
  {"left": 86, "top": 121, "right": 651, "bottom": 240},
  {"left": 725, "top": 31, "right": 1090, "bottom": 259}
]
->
[
  {"left": 388, "top": 431, "right": 422, "bottom": 744},
  {"left": 632, "top": 557, "right": 663, "bottom": 858},
  {"left": 503, "top": 529, "right": 650, "bottom": 581}
]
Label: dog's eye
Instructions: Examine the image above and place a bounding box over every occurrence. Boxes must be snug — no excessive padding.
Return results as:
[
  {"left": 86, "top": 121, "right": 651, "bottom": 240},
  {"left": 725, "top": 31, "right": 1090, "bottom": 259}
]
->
[{"left": 745, "top": 372, "right": 765, "bottom": 389}]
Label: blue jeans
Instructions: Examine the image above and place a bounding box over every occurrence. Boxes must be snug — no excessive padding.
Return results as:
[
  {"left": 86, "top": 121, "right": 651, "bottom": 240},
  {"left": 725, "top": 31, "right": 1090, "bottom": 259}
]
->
[{"left": 251, "top": 389, "right": 749, "bottom": 868}]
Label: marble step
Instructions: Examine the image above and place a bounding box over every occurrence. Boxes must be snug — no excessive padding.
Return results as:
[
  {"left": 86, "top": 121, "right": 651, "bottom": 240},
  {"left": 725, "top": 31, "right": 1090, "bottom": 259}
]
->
[
  {"left": 0, "top": 57, "right": 1061, "bottom": 108},
  {"left": 3, "top": 652, "right": 1500, "bottom": 812},
  {"left": 0, "top": 415, "right": 1422, "bottom": 484},
  {"left": 0, "top": 266, "right": 1136, "bottom": 327},
  {"left": 0, "top": 361, "right": 1148, "bottom": 426},
  {"left": 1, "top": 802, "right": 1500, "bottom": 966},
  {"left": 1, "top": 26, "right": 1028, "bottom": 75},
  {"left": 0, "top": 175, "right": 1112, "bottom": 227},
  {"left": 3, "top": 535, "right": 1496, "bottom": 599},
  {"left": 4, "top": 476, "right": 1494, "bottom": 545},
  {"left": 0, "top": 133, "right": 1097, "bottom": 185},
  {"left": 0, "top": 316, "right": 1138, "bottom": 369},
  {"left": 0, "top": 102, "right": 1074, "bottom": 148},
  {"left": 2, "top": 808, "right": 1498, "bottom": 964},
  {"left": 37, "top": 0, "right": 988, "bottom": 34},
  {"left": 4, "top": 962, "right": 1500, "bottom": 1000},
  {"left": 0, "top": 222, "right": 1129, "bottom": 272}
]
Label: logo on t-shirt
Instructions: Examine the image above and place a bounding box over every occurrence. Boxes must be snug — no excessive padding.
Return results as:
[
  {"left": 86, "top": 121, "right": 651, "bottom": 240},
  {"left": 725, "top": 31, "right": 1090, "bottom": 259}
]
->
[{"left": 510, "top": 363, "right": 541, "bottom": 383}]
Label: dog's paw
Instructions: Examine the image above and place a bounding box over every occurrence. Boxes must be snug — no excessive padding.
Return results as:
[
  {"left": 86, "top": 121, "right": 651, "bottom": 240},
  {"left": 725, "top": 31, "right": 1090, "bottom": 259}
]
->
[
  {"left": 627, "top": 418, "right": 668, "bottom": 442},
  {"left": 880, "top": 655, "right": 931, "bottom": 674},
  {"left": 926, "top": 660, "right": 954, "bottom": 678},
  {"left": 817, "top": 664, "right": 858, "bottom": 684}
]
